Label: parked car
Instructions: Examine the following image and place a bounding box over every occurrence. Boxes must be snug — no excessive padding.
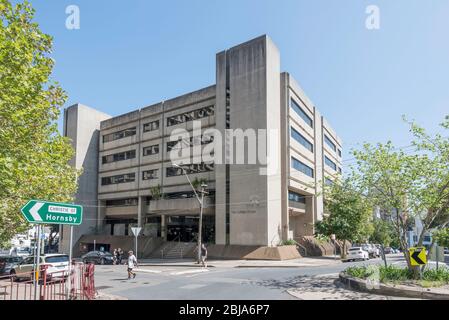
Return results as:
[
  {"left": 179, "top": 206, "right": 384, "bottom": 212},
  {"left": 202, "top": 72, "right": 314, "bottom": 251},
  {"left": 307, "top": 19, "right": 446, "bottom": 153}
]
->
[
  {"left": 81, "top": 251, "right": 114, "bottom": 265},
  {"left": 444, "top": 247, "right": 449, "bottom": 255},
  {"left": 361, "top": 244, "right": 377, "bottom": 258},
  {"left": 0, "top": 256, "right": 23, "bottom": 276},
  {"left": 10, "top": 247, "right": 31, "bottom": 258},
  {"left": 343, "top": 247, "right": 370, "bottom": 262},
  {"left": 383, "top": 247, "right": 393, "bottom": 254},
  {"left": 9, "top": 254, "right": 70, "bottom": 281}
]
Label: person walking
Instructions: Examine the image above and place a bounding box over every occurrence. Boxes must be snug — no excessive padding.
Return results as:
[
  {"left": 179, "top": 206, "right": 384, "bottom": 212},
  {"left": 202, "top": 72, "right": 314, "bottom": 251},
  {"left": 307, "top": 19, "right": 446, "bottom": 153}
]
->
[
  {"left": 113, "top": 249, "right": 118, "bottom": 265},
  {"left": 117, "top": 248, "right": 123, "bottom": 265},
  {"left": 127, "top": 250, "right": 138, "bottom": 280},
  {"left": 200, "top": 244, "right": 208, "bottom": 268}
]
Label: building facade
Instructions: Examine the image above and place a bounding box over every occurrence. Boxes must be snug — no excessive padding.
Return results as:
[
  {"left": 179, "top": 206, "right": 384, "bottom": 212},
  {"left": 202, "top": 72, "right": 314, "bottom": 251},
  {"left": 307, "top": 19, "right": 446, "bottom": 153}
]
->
[{"left": 60, "top": 35, "right": 342, "bottom": 252}]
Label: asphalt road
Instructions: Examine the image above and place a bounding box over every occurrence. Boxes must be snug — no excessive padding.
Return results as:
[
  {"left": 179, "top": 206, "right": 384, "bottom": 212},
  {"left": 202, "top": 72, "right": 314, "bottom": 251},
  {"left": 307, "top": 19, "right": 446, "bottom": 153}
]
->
[{"left": 95, "top": 254, "right": 420, "bottom": 300}]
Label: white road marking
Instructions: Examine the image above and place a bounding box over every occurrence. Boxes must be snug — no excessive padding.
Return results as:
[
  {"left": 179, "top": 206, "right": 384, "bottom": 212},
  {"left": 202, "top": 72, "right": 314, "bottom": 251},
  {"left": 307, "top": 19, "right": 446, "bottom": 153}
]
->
[
  {"left": 170, "top": 269, "right": 210, "bottom": 275},
  {"left": 133, "top": 269, "right": 162, "bottom": 274},
  {"left": 179, "top": 284, "right": 208, "bottom": 290}
]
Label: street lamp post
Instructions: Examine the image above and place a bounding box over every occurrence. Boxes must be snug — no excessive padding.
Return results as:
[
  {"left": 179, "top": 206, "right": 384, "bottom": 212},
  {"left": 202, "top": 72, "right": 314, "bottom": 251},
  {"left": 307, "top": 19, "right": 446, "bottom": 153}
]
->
[{"left": 174, "top": 164, "right": 208, "bottom": 263}]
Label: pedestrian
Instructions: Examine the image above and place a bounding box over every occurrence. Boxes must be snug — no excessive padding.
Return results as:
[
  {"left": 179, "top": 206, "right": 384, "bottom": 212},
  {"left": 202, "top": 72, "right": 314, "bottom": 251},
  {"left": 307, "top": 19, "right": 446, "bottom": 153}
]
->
[
  {"left": 200, "top": 244, "right": 208, "bottom": 268},
  {"left": 117, "top": 248, "right": 122, "bottom": 265},
  {"left": 113, "top": 248, "right": 118, "bottom": 265},
  {"left": 127, "top": 250, "right": 138, "bottom": 280}
]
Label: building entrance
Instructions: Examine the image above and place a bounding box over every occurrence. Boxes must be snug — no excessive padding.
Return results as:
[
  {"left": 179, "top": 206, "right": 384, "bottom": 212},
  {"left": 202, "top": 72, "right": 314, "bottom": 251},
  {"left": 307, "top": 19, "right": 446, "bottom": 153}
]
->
[{"left": 166, "top": 215, "right": 215, "bottom": 243}]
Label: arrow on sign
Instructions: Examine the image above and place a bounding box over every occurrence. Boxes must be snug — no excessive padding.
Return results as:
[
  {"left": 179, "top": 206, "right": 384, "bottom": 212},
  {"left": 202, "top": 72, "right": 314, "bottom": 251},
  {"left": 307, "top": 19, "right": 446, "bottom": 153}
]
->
[
  {"left": 30, "top": 202, "right": 44, "bottom": 222},
  {"left": 411, "top": 250, "right": 425, "bottom": 265}
]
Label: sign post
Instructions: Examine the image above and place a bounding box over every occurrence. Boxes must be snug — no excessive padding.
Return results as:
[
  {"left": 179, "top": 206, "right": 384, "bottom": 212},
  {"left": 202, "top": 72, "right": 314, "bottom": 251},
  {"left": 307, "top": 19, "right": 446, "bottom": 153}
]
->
[
  {"left": 430, "top": 245, "right": 445, "bottom": 270},
  {"left": 131, "top": 227, "right": 142, "bottom": 259},
  {"left": 21, "top": 200, "right": 83, "bottom": 300}
]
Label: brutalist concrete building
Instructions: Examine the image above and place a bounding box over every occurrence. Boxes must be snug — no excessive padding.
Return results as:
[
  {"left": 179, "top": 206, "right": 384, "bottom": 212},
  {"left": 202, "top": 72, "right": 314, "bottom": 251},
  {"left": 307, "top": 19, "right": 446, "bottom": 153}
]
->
[{"left": 60, "top": 35, "right": 342, "bottom": 258}]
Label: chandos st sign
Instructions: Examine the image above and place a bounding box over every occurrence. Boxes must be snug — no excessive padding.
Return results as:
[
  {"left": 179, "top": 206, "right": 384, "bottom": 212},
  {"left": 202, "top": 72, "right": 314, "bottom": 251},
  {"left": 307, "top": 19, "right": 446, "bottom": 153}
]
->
[{"left": 21, "top": 200, "right": 83, "bottom": 226}]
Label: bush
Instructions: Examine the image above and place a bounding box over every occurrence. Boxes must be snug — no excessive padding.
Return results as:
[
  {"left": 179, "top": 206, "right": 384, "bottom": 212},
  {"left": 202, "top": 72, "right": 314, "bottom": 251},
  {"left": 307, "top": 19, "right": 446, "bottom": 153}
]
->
[
  {"left": 280, "top": 239, "right": 297, "bottom": 246},
  {"left": 422, "top": 267, "right": 449, "bottom": 282},
  {"left": 379, "top": 265, "right": 412, "bottom": 282},
  {"left": 346, "top": 266, "right": 371, "bottom": 279}
]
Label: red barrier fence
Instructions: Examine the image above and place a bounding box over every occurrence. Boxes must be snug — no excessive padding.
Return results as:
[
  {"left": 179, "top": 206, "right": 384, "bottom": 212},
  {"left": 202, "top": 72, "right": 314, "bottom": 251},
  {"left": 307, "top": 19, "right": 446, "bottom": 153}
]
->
[{"left": 0, "top": 262, "right": 96, "bottom": 300}]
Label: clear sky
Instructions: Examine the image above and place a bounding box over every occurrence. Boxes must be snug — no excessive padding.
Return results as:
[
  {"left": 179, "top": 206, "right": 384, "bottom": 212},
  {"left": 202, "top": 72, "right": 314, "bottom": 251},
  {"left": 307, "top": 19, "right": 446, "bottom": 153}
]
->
[{"left": 27, "top": 0, "right": 449, "bottom": 166}]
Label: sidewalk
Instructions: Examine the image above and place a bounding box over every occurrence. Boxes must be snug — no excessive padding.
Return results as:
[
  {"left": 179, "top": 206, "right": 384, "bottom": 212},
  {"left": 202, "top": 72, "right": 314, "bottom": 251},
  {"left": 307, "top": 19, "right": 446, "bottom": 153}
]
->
[{"left": 138, "top": 256, "right": 342, "bottom": 268}]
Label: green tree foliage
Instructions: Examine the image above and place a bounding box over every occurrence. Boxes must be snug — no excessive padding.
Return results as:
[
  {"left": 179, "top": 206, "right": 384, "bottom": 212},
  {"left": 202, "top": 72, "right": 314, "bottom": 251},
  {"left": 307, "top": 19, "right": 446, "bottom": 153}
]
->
[
  {"left": 433, "top": 228, "right": 449, "bottom": 248},
  {"left": 315, "top": 177, "right": 373, "bottom": 258},
  {"left": 0, "top": 1, "right": 78, "bottom": 245},
  {"left": 370, "top": 219, "right": 395, "bottom": 246},
  {"left": 352, "top": 116, "right": 449, "bottom": 273}
]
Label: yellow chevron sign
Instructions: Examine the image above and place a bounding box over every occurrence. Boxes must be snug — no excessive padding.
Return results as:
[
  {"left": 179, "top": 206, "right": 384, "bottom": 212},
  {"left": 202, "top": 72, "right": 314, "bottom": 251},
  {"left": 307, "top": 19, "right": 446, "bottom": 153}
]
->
[{"left": 409, "top": 247, "right": 427, "bottom": 266}]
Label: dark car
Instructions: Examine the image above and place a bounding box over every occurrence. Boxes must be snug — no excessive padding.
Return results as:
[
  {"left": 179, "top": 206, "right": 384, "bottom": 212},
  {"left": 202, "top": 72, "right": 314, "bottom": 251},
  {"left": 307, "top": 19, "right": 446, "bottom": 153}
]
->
[
  {"left": 0, "top": 256, "right": 23, "bottom": 276},
  {"left": 81, "top": 251, "right": 114, "bottom": 265}
]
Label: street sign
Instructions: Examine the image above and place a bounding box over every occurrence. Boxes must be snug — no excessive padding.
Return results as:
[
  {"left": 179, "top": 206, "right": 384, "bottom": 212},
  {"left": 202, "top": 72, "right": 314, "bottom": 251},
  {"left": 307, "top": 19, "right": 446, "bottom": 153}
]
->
[
  {"left": 131, "top": 227, "right": 142, "bottom": 236},
  {"left": 409, "top": 247, "right": 427, "bottom": 266},
  {"left": 430, "top": 246, "right": 445, "bottom": 262},
  {"left": 21, "top": 200, "right": 83, "bottom": 226}
]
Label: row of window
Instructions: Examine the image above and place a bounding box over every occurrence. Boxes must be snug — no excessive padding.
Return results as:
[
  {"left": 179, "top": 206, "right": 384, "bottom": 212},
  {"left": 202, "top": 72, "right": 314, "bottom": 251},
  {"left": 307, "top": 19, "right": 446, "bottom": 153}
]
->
[
  {"left": 291, "top": 99, "right": 313, "bottom": 128},
  {"left": 102, "top": 136, "right": 214, "bottom": 165},
  {"left": 288, "top": 191, "right": 306, "bottom": 204},
  {"left": 102, "top": 105, "right": 214, "bottom": 144},
  {"left": 291, "top": 127, "right": 313, "bottom": 152},
  {"left": 166, "top": 163, "right": 214, "bottom": 177},
  {"left": 325, "top": 156, "right": 337, "bottom": 171},
  {"left": 291, "top": 157, "right": 314, "bottom": 178},
  {"left": 167, "top": 135, "right": 214, "bottom": 151},
  {"left": 324, "top": 134, "right": 342, "bottom": 158},
  {"left": 166, "top": 105, "right": 215, "bottom": 127},
  {"left": 101, "top": 164, "right": 214, "bottom": 186}
]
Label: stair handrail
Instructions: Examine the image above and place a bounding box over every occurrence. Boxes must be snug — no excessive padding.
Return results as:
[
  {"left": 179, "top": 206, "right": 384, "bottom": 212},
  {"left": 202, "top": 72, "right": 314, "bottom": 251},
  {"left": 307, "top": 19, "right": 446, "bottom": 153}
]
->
[{"left": 294, "top": 237, "right": 307, "bottom": 257}]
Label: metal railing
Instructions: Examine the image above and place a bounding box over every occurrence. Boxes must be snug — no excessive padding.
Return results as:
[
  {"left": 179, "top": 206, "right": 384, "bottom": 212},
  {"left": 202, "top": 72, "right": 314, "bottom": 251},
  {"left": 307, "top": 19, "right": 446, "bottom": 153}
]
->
[
  {"left": 293, "top": 238, "right": 308, "bottom": 257},
  {"left": 0, "top": 262, "right": 96, "bottom": 300}
]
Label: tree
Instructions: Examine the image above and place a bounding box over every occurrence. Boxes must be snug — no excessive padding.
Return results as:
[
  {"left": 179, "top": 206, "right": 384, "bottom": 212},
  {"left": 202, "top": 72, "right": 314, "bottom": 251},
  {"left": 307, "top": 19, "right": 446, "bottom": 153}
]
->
[
  {"left": 352, "top": 116, "right": 449, "bottom": 274},
  {"left": 0, "top": 0, "right": 78, "bottom": 245},
  {"left": 370, "top": 219, "right": 395, "bottom": 247},
  {"left": 432, "top": 228, "right": 449, "bottom": 248},
  {"left": 315, "top": 177, "right": 373, "bottom": 259}
]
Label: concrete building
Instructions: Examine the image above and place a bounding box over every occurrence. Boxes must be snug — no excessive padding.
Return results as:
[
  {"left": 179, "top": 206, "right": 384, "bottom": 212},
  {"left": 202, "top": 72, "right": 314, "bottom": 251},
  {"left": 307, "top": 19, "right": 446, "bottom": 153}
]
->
[{"left": 60, "top": 35, "right": 342, "bottom": 257}]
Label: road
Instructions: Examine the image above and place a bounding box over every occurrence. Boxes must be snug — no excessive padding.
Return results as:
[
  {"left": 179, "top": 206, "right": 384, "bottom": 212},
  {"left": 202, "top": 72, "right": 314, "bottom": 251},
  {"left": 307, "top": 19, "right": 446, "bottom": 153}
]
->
[{"left": 94, "top": 254, "right": 432, "bottom": 300}]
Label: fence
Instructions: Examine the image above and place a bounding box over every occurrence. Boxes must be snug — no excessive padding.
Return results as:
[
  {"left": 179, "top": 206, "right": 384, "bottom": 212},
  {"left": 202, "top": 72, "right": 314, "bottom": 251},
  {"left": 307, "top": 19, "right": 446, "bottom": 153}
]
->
[{"left": 0, "top": 262, "right": 96, "bottom": 300}]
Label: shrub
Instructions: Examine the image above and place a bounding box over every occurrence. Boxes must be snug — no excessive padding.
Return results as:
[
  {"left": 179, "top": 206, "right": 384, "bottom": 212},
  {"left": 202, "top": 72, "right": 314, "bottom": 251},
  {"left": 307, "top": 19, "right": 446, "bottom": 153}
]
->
[
  {"left": 346, "top": 266, "right": 370, "bottom": 279},
  {"left": 379, "top": 265, "right": 412, "bottom": 282},
  {"left": 280, "top": 239, "right": 297, "bottom": 246},
  {"left": 422, "top": 267, "right": 449, "bottom": 282}
]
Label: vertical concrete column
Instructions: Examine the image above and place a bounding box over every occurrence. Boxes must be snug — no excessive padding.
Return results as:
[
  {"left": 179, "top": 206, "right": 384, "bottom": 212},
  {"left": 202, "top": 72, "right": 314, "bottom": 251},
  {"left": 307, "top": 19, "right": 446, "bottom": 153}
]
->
[
  {"left": 97, "top": 200, "right": 106, "bottom": 230},
  {"left": 137, "top": 196, "right": 145, "bottom": 227},
  {"left": 161, "top": 215, "right": 167, "bottom": 241}
]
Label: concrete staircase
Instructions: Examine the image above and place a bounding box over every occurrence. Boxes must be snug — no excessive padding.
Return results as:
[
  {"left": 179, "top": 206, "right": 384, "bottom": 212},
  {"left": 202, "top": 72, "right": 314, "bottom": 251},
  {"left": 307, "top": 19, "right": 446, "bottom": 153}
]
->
[{"left": 149, "top": 241, "right": 196, "bottom": 259}]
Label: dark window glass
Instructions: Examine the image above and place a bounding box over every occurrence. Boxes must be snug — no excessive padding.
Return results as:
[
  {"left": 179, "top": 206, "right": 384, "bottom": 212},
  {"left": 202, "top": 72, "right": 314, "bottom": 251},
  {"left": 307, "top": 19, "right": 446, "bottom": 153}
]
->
[
  {"left": 45, "top": 255, "right": 69, "bottom": 263},
  {"left": 325, "top": 156, "right": 337, "bottom": 171},
  {"left": 291, "top": 157, "right": 314, "bottom": 178},
  {"left": 324, "top": 135, "right": 337, "bottom": 152},
  {"left": 291, "top": 127, "right": 313, "bottom": 152},
  {"left": 143, "top": 145, "right": 159, "bottom": 156},
  {"left": 166, "top": 163, "right": 214, "bottom": 177},
  {"left": 101, "top": 173, "right": 136, "bottom": 186},
  {"left": 289, "top": 191, "right": 306, "bottom": 204},
  {"left": 143, "top": 120, "right": 159, "bottom": 133},
  {"left": 291, "top": 99, "right": 313, "bottom": 128},
  {"left": 338, "top": 149, "right": 342, "bottom": 157},
  {"left": 142, "top": 169, "right": 159, "bottom": 180},
  {"left": 166, "top": 105, "right": 215, "bottom": 127},
  {"left": 102, "top": 150, "right": 136, "bottom": 164},
  {"left": 325, "top": 178, "right": 334, "bottom": 186},
  {"left": 103, "top": 127, "right": 136, "bottom": 143}
]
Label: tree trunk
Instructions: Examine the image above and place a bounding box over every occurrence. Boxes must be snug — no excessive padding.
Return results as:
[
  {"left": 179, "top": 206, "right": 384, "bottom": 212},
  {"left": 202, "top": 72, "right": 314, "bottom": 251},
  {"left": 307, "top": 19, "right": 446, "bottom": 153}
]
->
[{"left": 341, "top": 240, "right": 347, "bottom": 259}]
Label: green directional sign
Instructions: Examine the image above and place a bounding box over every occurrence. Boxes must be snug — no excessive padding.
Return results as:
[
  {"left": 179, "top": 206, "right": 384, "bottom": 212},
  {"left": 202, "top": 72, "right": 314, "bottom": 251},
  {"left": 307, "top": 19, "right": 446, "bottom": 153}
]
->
[{"left": 21, "top": 200, "right": 83, "bottom": 226}]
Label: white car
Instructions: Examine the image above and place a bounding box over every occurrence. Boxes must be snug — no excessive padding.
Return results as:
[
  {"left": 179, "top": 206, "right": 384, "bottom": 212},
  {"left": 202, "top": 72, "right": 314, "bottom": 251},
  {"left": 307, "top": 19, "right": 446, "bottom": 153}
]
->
[
  {"left": 10, "top": 254, "right": 70, "bottom": 280},
  {"left": 343, "top": 247, "right": 370, "bottom": 262},
  {"left": 10, "top": 247, "right": 31, "bottom": 258}
]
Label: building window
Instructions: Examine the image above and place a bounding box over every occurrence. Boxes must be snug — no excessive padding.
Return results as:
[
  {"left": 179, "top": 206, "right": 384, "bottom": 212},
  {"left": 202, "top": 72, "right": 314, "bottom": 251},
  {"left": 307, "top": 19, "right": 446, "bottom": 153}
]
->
[
  {"left": 101, "top": 173, "right": 136, "bottom": 186},
  {"left": 166, "top": 105, "right": 215, "bottom": 127},
  {"left": 106, "top": 198, "right": 138, "bottom": 207},
  {"left": 325, "top": 178, "right": 334, "bottom": 186},
  {"left": 291, "top": 127, "right": 313, "bottom": 152},
  {"left": 102, "top": 150, "right": 136, "bottom": 164},
  {"left": 103, "top": 127, "right": 136, "bottom": 143},
  {"left": 338, "top": 149, "right": 342, "bottom": 157},
  {"left": 167, "top": 135, "right": 214, "bottom": 151},
  {"left": 289, "top": 191, "right": 306, "bottom": 204},
  {"left": 338, "top": 167, "right": 342, "bottom": 174},
  {"left": 143, "top": 120, "right": 160, "bottom": 133},
  {"left": 291, "top": 99, "right": 313, "bottom": 128},
  {"left": 166, "top": 163, "right": 214, "bottom": 177},
  {"left": 325, "top": 156, "right": 337, "bottom": 171},
  {"left": 291, "top": 157, "right": 314, "bottom": 178},
  {"left": 143, "top": 145, "right": 159, "bottom": 156},
  {"left": 142, "top": 169, "right": 159, "bottom": 180},
  {"left": 324, "top": 135, "right": 337, "bottom": 152}
]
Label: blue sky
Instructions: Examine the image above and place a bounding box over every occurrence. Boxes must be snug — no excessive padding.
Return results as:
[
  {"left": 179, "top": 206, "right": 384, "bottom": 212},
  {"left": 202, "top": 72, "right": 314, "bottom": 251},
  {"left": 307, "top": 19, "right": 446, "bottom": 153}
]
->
[{"left": 27, "top": 0, "right": 449, "bottom": 165}]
